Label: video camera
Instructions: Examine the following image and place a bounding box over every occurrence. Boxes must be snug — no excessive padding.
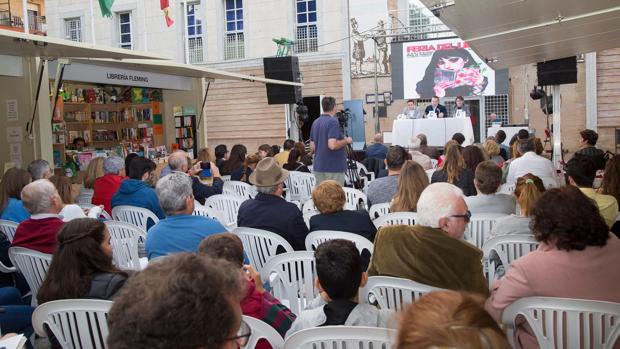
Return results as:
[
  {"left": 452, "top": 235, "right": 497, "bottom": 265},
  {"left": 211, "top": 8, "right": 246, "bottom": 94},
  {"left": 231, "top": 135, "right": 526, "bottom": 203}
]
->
[{"left": 335, "top": 108, "right": 352, "bottom": 129}]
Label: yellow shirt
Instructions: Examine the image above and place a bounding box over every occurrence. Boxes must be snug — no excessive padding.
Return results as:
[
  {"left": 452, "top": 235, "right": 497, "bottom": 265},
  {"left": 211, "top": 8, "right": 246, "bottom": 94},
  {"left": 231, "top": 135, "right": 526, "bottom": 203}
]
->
[
  {"left": 580, "top": 188, "right": 619, "bottom": 228},
  {"left": 273, "top": 150, "right": 290, "bottom": 167}
]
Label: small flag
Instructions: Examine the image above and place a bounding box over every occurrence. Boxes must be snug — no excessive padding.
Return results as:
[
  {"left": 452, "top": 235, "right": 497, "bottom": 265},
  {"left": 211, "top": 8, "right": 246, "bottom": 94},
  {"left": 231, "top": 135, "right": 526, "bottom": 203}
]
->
[
  {"left": 98, "top": 0, "right": 115, "bottom": 17},
  {"left": 161, "top": 0, "right": 174, "bottom": 27}
]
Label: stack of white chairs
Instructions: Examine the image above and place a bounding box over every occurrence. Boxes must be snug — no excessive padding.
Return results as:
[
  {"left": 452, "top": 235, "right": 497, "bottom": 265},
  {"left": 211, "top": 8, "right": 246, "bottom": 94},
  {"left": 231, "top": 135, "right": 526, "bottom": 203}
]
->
[
  {"left": 111, "top": 205, "right": 160, "bottom": 232},
  {"left": 464, "top": 213, "right": 508, "bottom": 249},
  {"left": 304, "top": 230, "right": 373, "bottom": 255},
  {"left": 368, "top": 203, "right": 390, "bottom": 220},
  {"left": 343, "top": 187, "right": 368, "bottom": 210},
  {"left": 283, "top": 327, "right": 396, "bottom": 349},
  {"left": 360, "top": 276, "right": 445, "bottom": 311},
  {"left": 373, "top": 212, "right": 417, "bottom": 229},
  {"left": 223, "top": 180, "right": 258, "bottom": 200},
  {"left": 204, "top": 194, "right": 245, "bottom": 229},
  {"left": 105, "top": 220, "right": 148, "bottom": 270},
  {"left": 8, "top": 247, "right": 52, "bottom": 305}
]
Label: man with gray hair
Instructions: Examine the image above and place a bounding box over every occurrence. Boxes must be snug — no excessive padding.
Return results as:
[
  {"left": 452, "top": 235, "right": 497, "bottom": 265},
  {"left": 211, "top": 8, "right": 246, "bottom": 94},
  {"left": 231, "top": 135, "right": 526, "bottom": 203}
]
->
[
  {"left": 167, "top": 150, "right": 223, "bottom": 205},
  {"left": 505, "top": 138, "right": 557, "bottom": 188},
  {"left": 92, "top": 156, "right": 126, "bottom": 214},
  {"left": 12, "top": 179, "right": 65, "bottom": 254},
  {"left": 366, "top": 133, "right": 388, "bottom": 160},
  {"left": 27, "top": 160, "right": 52, "bottom": 180},
  {"left": 368, "top": 182, "right": 487, "bottom": 295},
  {"left": 237, "top": 157, "right": 309, "bottom": 250},
  {"left": 145, "top": 172, "right": 227, "bottom": 260}
]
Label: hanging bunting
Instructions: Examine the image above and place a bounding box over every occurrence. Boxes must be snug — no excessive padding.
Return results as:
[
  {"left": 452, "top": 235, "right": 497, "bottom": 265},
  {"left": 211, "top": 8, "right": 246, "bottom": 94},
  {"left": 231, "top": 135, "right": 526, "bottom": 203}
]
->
[{"left": 161, "top": 0, "right": 174, "bottom": 27}]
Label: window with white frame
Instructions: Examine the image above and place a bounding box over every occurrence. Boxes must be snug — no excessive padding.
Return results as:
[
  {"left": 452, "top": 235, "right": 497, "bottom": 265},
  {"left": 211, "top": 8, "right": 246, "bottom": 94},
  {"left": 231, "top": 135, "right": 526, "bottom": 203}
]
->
[
  {"left": 295, "top": 0, "right": 317, "bottom": 53},
  {"left": 186, "top": 2, "right": 204, "bottom": 64},
  {"left": 118, "top": 12, "right": 132, "bottom": 49},
  {"left": 64, "top": 17, "right": 82, "bottom": 42},
  {"left": 224, "top": 0, "right": 244, "bottom": 60}
]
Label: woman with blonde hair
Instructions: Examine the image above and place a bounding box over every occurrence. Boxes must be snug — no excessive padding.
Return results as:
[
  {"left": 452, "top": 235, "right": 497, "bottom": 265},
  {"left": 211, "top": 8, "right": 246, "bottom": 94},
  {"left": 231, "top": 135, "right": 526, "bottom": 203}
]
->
[
  {"left": 390, "top": 160, "right": 429, "bottom": 212},
  {"left": 83, "top": 157, "right": 105, "bottom": 190},
  {"left": 397, "top": 290, "right": 511, "bottom": 349},
  {"left": 483, "top": 139, "right": 504, "bottom": 167},
  {"left": 196, "top": 147, "right": 212, "bottom": 164},
  {"left": 431, "top": 142, "right": 476, "bottom": 196},
  {"left": 50, "top": 176, "right": 102, "bottom": 221}
]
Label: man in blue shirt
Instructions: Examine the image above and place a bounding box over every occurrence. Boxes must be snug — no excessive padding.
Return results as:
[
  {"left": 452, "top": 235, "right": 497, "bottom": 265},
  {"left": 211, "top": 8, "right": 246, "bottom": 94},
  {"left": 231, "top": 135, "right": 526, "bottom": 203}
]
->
[
  {"left": 145, "top": 172, "right": 227, "bottom": 259},
  {"left": 366, "top": 133, "right": 388, "bottom": 160},
  {"left": 309, "top": 96, "right": 352, "bottom": 185}
]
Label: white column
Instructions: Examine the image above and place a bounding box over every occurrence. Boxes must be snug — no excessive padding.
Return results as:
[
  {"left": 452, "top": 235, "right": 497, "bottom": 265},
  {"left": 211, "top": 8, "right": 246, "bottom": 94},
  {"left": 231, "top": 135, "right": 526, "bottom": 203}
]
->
[
  {"left": 585, "top": 52, "right": 597, "bottom": 131},
  {"left": 142, "top": 0, "right": 148, "bottom": 50},
  {"left": 89, "top": 0, "right": 96, "bottom": 43},
  {"left": 552, "top": 85, "right": 562, "bottom": 169},
  {"left": 182, "top": 1, "right": 190, "bottom": 64},
  {"left": 21, "top": 0, "right": 29, "bottom": 34}
]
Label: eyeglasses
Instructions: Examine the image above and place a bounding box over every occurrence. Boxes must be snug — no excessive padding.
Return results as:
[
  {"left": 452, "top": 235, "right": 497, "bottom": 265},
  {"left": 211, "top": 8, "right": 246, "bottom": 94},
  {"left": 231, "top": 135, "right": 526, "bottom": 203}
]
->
[
  {"left": 225, "top": 320, "right": 252, "bottom": 346},
  {"left": 450, "top": 210, "right": 471, "bottom": 223}
]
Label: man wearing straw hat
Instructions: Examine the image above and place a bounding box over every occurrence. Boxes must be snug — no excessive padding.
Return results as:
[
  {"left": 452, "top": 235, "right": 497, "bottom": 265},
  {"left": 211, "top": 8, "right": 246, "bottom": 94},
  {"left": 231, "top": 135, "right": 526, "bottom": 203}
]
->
[{"left": 237, "top": 157, "right": 309, "bottom": 250}]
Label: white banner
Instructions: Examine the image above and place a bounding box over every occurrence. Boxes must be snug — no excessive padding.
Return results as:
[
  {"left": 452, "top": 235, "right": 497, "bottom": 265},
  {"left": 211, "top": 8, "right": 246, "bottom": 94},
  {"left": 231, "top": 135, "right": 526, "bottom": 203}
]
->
[{"left": 402, "top": 39, "right": 495, "bottom": 99}]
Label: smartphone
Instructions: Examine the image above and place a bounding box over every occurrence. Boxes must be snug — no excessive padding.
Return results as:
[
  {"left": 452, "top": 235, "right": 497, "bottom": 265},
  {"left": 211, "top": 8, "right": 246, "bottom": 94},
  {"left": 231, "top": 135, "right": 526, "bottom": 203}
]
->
[{"left": 201, "top": 162, "right": 211, "bottom": 170}]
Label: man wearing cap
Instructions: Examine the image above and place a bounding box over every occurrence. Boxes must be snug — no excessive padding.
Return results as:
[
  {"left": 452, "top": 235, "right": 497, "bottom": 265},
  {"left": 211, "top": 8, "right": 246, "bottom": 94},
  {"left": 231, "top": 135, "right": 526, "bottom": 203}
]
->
[{"left": 237, "top": 158, "right": 309, "bottom": 250}]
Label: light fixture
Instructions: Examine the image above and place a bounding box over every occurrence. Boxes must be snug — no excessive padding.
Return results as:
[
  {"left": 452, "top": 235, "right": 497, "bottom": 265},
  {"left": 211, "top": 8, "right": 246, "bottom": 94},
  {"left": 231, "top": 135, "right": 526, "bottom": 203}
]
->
[{"left": 485, "top": 57, "right": 499, "bottom": 63}]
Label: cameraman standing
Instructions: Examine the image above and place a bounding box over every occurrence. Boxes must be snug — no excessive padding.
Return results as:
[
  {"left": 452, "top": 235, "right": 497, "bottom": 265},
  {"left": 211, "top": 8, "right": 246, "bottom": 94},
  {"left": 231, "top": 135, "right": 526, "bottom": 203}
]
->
[{"left": 309, "top": 96, "right": 352, "bottom": 185}]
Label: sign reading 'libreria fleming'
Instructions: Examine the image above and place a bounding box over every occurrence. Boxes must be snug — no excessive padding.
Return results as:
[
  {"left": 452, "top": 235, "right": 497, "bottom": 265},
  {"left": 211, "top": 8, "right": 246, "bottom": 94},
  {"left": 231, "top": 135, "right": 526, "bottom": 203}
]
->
[{"left": 106, "top": 73, "right": 149, "bottom": 83}]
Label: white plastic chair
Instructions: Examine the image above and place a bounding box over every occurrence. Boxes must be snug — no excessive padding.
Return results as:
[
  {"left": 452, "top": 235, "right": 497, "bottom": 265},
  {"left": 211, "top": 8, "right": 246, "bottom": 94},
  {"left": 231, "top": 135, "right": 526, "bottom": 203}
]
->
[
  {"left": 482, "top": 235, "right": 538, "bottom": 284},
  {"left": 284, "top": 326, "right": 397, "bottom": 349},
  {"left": 104, "top": 220, "right": 147, "bottom": 270},
  {"left": 369, "top": 203, "right": 390, "bottom": 219},
  {"left": 343, "top": 187, "right": 368, "bottom": 210},
  {"left": 221, "top": 175, "right": 232, "bottom": 182},
  {"left": 193, "top": 204, "right": 226, "bottom": 225},
  {"left": 223, "top": 180, "right": 258, "bottom": 199},
  {"left": 75, "top": 189, "right": 94, "bottom": 204},
  {"left": 303, "top": 210, "right": 319, "bottom": 229},
  {"left": 111, "top": 205, "right": 159, "bottom": 231},
  {"left": 242, "top": 315, "right": 284, "bottom": 349},
  {"left": 233, "top": 227, "right": 294, "bottom": 275},
  {"left": 32, "top": 299, "right": 113, "bottom": 349},
  {"left": 77, "top": 203, "right": 112, "bottom": 220},
  {"left": 373, "top": 212, "right": 417, "bottom": 229},
  {"left": 0, "top": 219, "right": 19, "bottom": 242},
  {"left": 287, "top": 172, "right": 316, "bottom": 202},
  {"left": 304, "top": 230, "right": 373, "bottom": 255},
  {"left": 360, "top": 276, "right": 445, "bottom": 311},
  {"left": 426, "top": 169, "right": 435, "bottom": 181},
  {"left": 8, "top": 247, "right": 52, "bottom": 305},
  {"left": 465, "top": 213, "right": 508, "bottom": 249},
  {"left": 301, "top": 198, "right": 315, "bottom": 213},
  {"left": 502, "top": 297, "right": 620, "bottom": 349},
  {"left": 498, "top": 183, "right": 516, "bottom": 194},
  {"left": 431, "top": 159, "right": 438, "bottom": 169},
  {"left": 355, "top": 161, "right": 376, "bottom": 182},
  {"left": 260, "top": 251, "right": 317, "bottom": 315},
  {"left": 203, "top": 194, "right": 245, "bottom": 229}
]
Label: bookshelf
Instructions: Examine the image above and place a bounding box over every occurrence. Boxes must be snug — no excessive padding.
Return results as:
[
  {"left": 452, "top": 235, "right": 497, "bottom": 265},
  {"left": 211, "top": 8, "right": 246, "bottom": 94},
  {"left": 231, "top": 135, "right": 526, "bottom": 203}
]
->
[{"left": 174, "top": 106, "right": 197, "bottom": 158}]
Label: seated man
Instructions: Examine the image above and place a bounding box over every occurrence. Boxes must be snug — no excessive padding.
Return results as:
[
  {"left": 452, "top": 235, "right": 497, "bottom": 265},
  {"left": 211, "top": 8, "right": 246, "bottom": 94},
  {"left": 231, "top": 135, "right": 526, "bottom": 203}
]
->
[
  {"left": 12, "top": 179, "right": 65, "bottom": 254},
  {"left": 415, "top": 134, "right": 440, "bottom": 160},
  {"left": 368, "top": 182, "right": 487, "bottom": 295},
  {"left": 408, "top": 137, "right": 433, "bottom": 170},
  {"left": 237, "top": 158, "right": 309, "bottom": 250},
  {"left": 465, "top": 160, "right": 516, "bottom": 215},
  {"left": 167, "top": 150, "right": 223, "bottom": 205},
  {"left": 107, "top": 254, "right": 246, "bottom": 349},
  {"left": 366, "top": 146, "right": 407, "bottom": 206},
  {"left": 286, "top": 239, "right": 393, "bottom": 338},
  {"left": 506, "top": 138, "right": 558, "bottom": 188},
  {"left": 573, "top": 129, "right": 607, "bottom": 171},
  {"left": 199, "top": 233, "right": 296, "bottom": 339},
  {"left": 92, "top": 156, "right": 125, "bottom": 214},
  {"left": 145, "top": 172, "right": 227, "bottom": 259},
  {"left": 366, "top": 133, "right": 388, "bottom": 160},
  {"left": 27, "top": 159, "right": 52, "bottom": 180},
  {"left": 565, "top": 156, "right": 618, "bottom": 228}
]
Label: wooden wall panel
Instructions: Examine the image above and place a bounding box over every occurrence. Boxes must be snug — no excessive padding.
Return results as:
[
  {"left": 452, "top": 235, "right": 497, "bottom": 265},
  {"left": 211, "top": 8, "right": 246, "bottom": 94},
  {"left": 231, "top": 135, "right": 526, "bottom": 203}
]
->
[{"left": 597, "top": 48, "right": 620, "bottom": 151}]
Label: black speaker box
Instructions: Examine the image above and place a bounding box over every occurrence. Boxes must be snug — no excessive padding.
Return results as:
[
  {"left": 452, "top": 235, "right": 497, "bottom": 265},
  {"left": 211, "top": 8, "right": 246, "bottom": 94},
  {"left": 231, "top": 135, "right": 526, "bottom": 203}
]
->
[
  {"left": 537, "top": 57, "right": 577, "bottom": 86},
  {"left": 263, "top": 56, "right": 302, "bottom": 104}
]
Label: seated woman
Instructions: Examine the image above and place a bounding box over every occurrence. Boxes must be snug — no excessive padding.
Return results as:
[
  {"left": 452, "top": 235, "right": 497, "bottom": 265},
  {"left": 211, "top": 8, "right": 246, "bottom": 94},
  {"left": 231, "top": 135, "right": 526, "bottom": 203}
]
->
[
  {"left": 295, "top": 141, "right": 313, "bottom": 166},
  {"left": 37, "top": 218, "right": 128, "bottom": 304},
  {"left": 0, "top": 287, "right": 35, "bottom": 348},
  {"left": 484, "top": 139, "right": 505, "bottom": 167},
  {"left": 600, "top": 155, "right": 620, "bottom": 238},
  {"left": 80, "top": 157, "right": 105, "bottom": 198},
  {"left": 485, "top": 187, "right": 620, "bottom": 349},
  {"left": 240, "top": 154, "right": 261, "bottom": 184},
  {"left": 390, "top": 160, "right": 429, "bottom": 212},
  {"left": 222, "top": 144, "right": 248, "bottom": 181},
  {"left": 0, "top": 167, "right": 32, "bottom": 222},
  {"left": 283, "top": 148, "right": 310, "bottom": 173},
  {"left": 462, "top": 145, "right": 487, "bottom": 174},
  {"left": 49, "top": 176, "right": 102, "bottom": 221},
  {"left": 432, "top": 142, "right": 476, "bottom": 196}
]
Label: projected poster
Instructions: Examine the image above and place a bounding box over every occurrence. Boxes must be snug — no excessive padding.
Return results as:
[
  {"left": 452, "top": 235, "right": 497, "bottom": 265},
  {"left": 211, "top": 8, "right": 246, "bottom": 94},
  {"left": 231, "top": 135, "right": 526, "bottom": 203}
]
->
[{"left": 402, "top": 39, "right": 495, "bottom": 99}]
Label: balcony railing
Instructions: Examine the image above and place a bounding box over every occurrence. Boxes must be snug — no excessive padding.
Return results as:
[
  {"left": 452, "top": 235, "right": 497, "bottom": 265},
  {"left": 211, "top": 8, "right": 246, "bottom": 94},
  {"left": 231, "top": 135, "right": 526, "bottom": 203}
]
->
[{"left": 0, "top": 10, "right": 46, "bottom": 34}]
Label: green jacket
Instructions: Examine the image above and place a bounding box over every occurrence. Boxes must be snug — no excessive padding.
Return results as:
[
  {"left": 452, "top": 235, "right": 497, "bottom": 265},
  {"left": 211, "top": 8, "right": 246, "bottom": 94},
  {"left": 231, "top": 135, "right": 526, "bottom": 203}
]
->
[{"left": 368, "top": 224, "right": 488, "bottom": 296}]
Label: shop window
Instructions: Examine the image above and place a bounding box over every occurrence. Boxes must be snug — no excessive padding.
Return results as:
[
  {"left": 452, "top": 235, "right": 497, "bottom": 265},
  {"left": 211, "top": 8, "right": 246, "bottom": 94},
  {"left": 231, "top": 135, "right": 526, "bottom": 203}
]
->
[
  {"left": 295, "top": 0, "right": 317, "bottom": 53},
  {"left": 118, "top": 12, "right": 132, "bottom": 50},
  {"left": 64, "top": 17, "right": 82, "bottom": 42},
  {"left": 224, "top": 0, "right": 244, "bottom": 60},
  {"left": 186, "top": 2, "right": 204, "bottom": 64}
]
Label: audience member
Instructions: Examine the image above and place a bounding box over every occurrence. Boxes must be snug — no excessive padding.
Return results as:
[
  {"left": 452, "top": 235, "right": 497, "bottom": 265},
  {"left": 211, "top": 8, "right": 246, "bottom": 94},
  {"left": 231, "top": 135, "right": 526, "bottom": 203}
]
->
[
  {"left": 565, "top": 156, "right": 618, "bottom": 228},
  {"left": 12, "top": 180, "right": 64, "bottom": 254},
  {"left": 215, "top": 144, "right": 229, "bottom": 169},
  {"left": 274, "top": 139, "right": 295, "bottom": 166},
  {"left": 483, "top": 139, "right": 504, "bottom": 167},
  {"left": 92, "top": 156, "right": 125, "bottom": 214},
  {"left": 72, "top": 137, "right": 86, "bottom": 151},
  {"left": 286, "top": 240, "right": 393, "bottom": 337},
  {"left": 485, "top": 187, "right": 620, "bottom": 349},
  {"left": 37, "top": 218, "right": 128, "bottom": 304},
  {"left": 283, "top": 148, "right": 310, "bottom": 173},
  {"left": 517, "top": 129, "right": 530, "bottom": 140},
  {"left": 416, "top": 134, "right": 440, "bottom": 159},
  {"left": 574, "top": 129, "right": 606, "bottom": 171},
  {"left": 107, "top": 254, "right": 246, "bottom": 349},
  {"left": 431, "top": 142, "right": 476, "bottom": 196},
  {"left": 533, "top": 137, "right": 544, "bottom": 155},
  {"left": 49, "top": 175, "right": 101, "bottom": 221},
  {"left": 258, "top": 144, "right": 273, "bottom": 159},
  {"left": 111, "top": 157, "right": 165, "bottom": 224},
  {"left": 222, "top": 144, "right": 248, "bottom": 181},
  {"left": 146, "top": 172, "right": 227, "bottom": 260},
  {"left": 465, "top": 161, "right": 516, "bottom": 215},
  {"left": 366, "top": 146, "right": 407, "bottom": 206},
  {"left": 368, "top": 183, "right": 487, "bottom": 295},
  {"left": 390, "top": 160, "right": 429, "bottom": 212},
  {"left": 495, "top": 130, "right": 509, "bottom": 160},
  {"left": 196, "top": 147, "right": 212, "bottom": 164},
  {"left": 310, "top": 96, "right": 351, "bottom": 185},
  {"left": 237, "top": 158, "right": 308, "bottom": 250},
  {"left": 83, "top": 157, "right": 105, "bottom": 190},
  {"left": 294, "top": 141, "right": 313, "bottom": 166},
  {"left": 506, "top": 138, "right": 557, "bottom": 188},
  {"left": 199, "top": 233, "right": 295, "bottom": 343},
  {"left": 27, "top": 159, "right": 52, "bottom": 180},
  {"left": 601, "top": 154, "right": 620, "bottom": 205},
  {"left": 462, "top": 145, "right": 487, "bottom": 174},
  {"left": 0, "top": 168, "right": 31, "bottom": 222},
  {"left": 271, "top": 145, "right": 281, "bottom": 157},
  {"left": 124, "top": 153, "right": 139, "bottom": 175},
  {"left": 452, "top": 132, "right": 466, "bottom": 147},
  {"left": 407, "top": 138, "right": 433, "bottom": 170},
  {"left": 241, "top": 154, "right": 261, "bottom": 184},
  {"left": 366, "top": 133, "right": 388, "bottom": 160},
  {"left": 0, "top": 287, "right": 34, "bottom": 344},
  {"left": 309, "top": 181, "right": 376, "bottom": 243},
  {"left": 397, "top": 291, "right": 511, "bottom": 349},
  {"left": 168, "top": 150, "right": 223, "bottom": 205}
]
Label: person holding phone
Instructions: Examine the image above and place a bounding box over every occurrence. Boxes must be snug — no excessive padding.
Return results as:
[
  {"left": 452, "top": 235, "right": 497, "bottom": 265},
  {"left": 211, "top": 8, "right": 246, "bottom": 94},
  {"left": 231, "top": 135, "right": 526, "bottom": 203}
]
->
[
  {"left": 424, "top": 96, "right": 447, "bottom": 118},
  {"left": 168, "top": 151, "right": 223, "bottom": 205}
]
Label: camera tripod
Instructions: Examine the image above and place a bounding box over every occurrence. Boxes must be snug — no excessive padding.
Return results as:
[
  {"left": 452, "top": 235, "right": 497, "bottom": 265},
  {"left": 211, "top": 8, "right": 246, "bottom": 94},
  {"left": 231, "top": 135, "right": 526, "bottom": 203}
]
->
[{"left": 340, "top": 122, "right": 363, "bottom": 190}]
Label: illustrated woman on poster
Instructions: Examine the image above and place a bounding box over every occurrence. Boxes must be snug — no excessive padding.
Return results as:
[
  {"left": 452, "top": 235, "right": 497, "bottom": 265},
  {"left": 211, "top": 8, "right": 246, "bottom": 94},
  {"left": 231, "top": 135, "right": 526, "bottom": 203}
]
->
[{"left": 415, "top": 48, "right": 488, "bottom": 98}]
